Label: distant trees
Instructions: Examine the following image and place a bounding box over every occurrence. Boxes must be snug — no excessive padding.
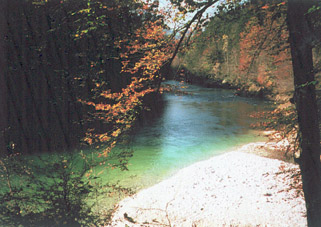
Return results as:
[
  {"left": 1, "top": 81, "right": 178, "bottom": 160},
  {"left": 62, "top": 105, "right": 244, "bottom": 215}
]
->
[
  {"left": 239, "top": 2, "right": 290, "bottom": 92},
  {"left": 178, "top": 0, "right": 293, "bottom": 99}
]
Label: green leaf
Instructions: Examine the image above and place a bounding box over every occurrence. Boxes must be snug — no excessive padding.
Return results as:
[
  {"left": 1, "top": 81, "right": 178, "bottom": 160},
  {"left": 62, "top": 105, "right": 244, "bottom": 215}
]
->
[{"left": 297, "top": 80, "right": 318, "bottom": 88}]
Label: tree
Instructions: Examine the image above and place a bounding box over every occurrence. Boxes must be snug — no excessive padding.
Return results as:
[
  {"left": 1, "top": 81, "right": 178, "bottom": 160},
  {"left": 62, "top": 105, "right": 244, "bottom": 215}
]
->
[
  {"left": 287, "top": 0, "right": 321, "bottom": 226},
  {"left": 0, "top": 0, "right": 7, "bottom": 155},
  {"left": 1, "top": 0, "right": 159, "bottom": 156},
  {"left": 167, "top": 0, "right": 219, "bottom": 68},
  {"left": 77, "top": 0, "right": 177, "bottom": 157}
]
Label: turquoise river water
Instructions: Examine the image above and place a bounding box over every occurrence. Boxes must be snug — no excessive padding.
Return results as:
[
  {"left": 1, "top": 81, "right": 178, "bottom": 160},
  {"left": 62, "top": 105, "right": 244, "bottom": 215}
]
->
[{"left": 90, "top": 80, "right": 271, "bottom": 210}]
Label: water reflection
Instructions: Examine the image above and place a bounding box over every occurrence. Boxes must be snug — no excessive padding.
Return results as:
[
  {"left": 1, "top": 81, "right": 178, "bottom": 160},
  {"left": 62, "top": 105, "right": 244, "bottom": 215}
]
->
[{"left": 125, "top": 81, "right": 270, "bottom": 186}]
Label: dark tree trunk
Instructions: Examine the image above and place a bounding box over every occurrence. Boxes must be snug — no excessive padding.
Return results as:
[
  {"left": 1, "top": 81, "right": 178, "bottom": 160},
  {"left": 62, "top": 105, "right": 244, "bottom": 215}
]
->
[
  {"left": 287, "top": 0, "right": 321, "bottom": 226},
  {"left": 0, "top": 0, "right": 8, "bottom": 155}
]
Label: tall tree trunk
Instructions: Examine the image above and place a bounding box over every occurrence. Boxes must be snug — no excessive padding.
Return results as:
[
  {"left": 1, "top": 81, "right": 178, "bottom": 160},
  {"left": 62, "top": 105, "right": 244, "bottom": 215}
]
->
[
  {"left": 0, "top": 0, "right": 8, "bottom": 155},
  {"left": 287, "top": 1, "right": 321, "bottom": 226}
]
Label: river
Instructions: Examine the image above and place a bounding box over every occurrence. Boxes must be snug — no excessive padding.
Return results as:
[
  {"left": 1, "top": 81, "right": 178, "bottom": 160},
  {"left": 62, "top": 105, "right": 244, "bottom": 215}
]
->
[{"left": 91, "top": 80, "right": 272, "bottom": 211}]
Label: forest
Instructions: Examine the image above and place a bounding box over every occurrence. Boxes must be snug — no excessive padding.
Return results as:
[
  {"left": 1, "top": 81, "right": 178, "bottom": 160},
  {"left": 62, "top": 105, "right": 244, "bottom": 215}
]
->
[{"left": 1, "top": 0, "right": 321, "bottom": 226}]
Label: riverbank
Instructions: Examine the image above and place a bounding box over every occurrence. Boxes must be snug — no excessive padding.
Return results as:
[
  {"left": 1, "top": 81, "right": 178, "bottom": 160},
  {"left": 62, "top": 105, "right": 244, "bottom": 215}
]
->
[
  {"left": 107, "top": 141, "right": 306, "bottom": 227},
  {"left": 176, "top": 71, "right": 276, "bottom": 100},
  {"left": 172, "top": 69, "right": 293, "bottom": 102}
]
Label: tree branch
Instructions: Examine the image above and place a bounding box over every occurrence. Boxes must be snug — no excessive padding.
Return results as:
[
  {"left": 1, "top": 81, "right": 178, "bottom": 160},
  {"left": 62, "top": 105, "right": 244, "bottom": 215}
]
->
[{"left": 168, "top": 0, "right": 218, "bottom": 67}]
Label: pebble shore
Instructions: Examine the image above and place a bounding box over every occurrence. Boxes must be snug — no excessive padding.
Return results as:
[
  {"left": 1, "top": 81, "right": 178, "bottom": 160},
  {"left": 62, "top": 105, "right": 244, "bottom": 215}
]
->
[{"left": 107, "top": 142, "right": 307, "bottom": 227}]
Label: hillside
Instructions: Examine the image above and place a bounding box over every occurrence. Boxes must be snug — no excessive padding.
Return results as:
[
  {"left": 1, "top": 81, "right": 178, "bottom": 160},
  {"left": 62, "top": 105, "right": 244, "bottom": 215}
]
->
[{"left": 176, "top": 1, "right": 321, "bottom": 101}]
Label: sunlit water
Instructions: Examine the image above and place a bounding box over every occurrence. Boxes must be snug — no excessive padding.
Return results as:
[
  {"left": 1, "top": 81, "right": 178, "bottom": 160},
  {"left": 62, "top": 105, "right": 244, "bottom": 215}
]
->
[{"left": 91, "top": 80, "right": 272, "bottom": 210}]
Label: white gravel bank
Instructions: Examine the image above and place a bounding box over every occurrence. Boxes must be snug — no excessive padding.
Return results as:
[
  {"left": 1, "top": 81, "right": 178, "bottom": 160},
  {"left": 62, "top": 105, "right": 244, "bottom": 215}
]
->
[{"left": 107, "top": 144, "right": 307, "bottom": 227}]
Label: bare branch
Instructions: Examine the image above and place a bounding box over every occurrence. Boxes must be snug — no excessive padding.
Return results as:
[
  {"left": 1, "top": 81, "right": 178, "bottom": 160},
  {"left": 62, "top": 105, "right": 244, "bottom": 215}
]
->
[{"left": 168, "top": 0, "right": 218, "bottom": 67}]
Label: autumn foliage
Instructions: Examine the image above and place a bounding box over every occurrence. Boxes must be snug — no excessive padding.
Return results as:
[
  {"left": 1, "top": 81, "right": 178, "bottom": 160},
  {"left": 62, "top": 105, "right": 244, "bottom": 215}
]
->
[
  {"left": 78, "top": 0, "right": 176, "bottom": 157},
  {"left": 238, "top": 1, "right": 292, "bottom": 95},
  {"left": 180, "top": 1, "right": 293, "bottom": 100}
]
